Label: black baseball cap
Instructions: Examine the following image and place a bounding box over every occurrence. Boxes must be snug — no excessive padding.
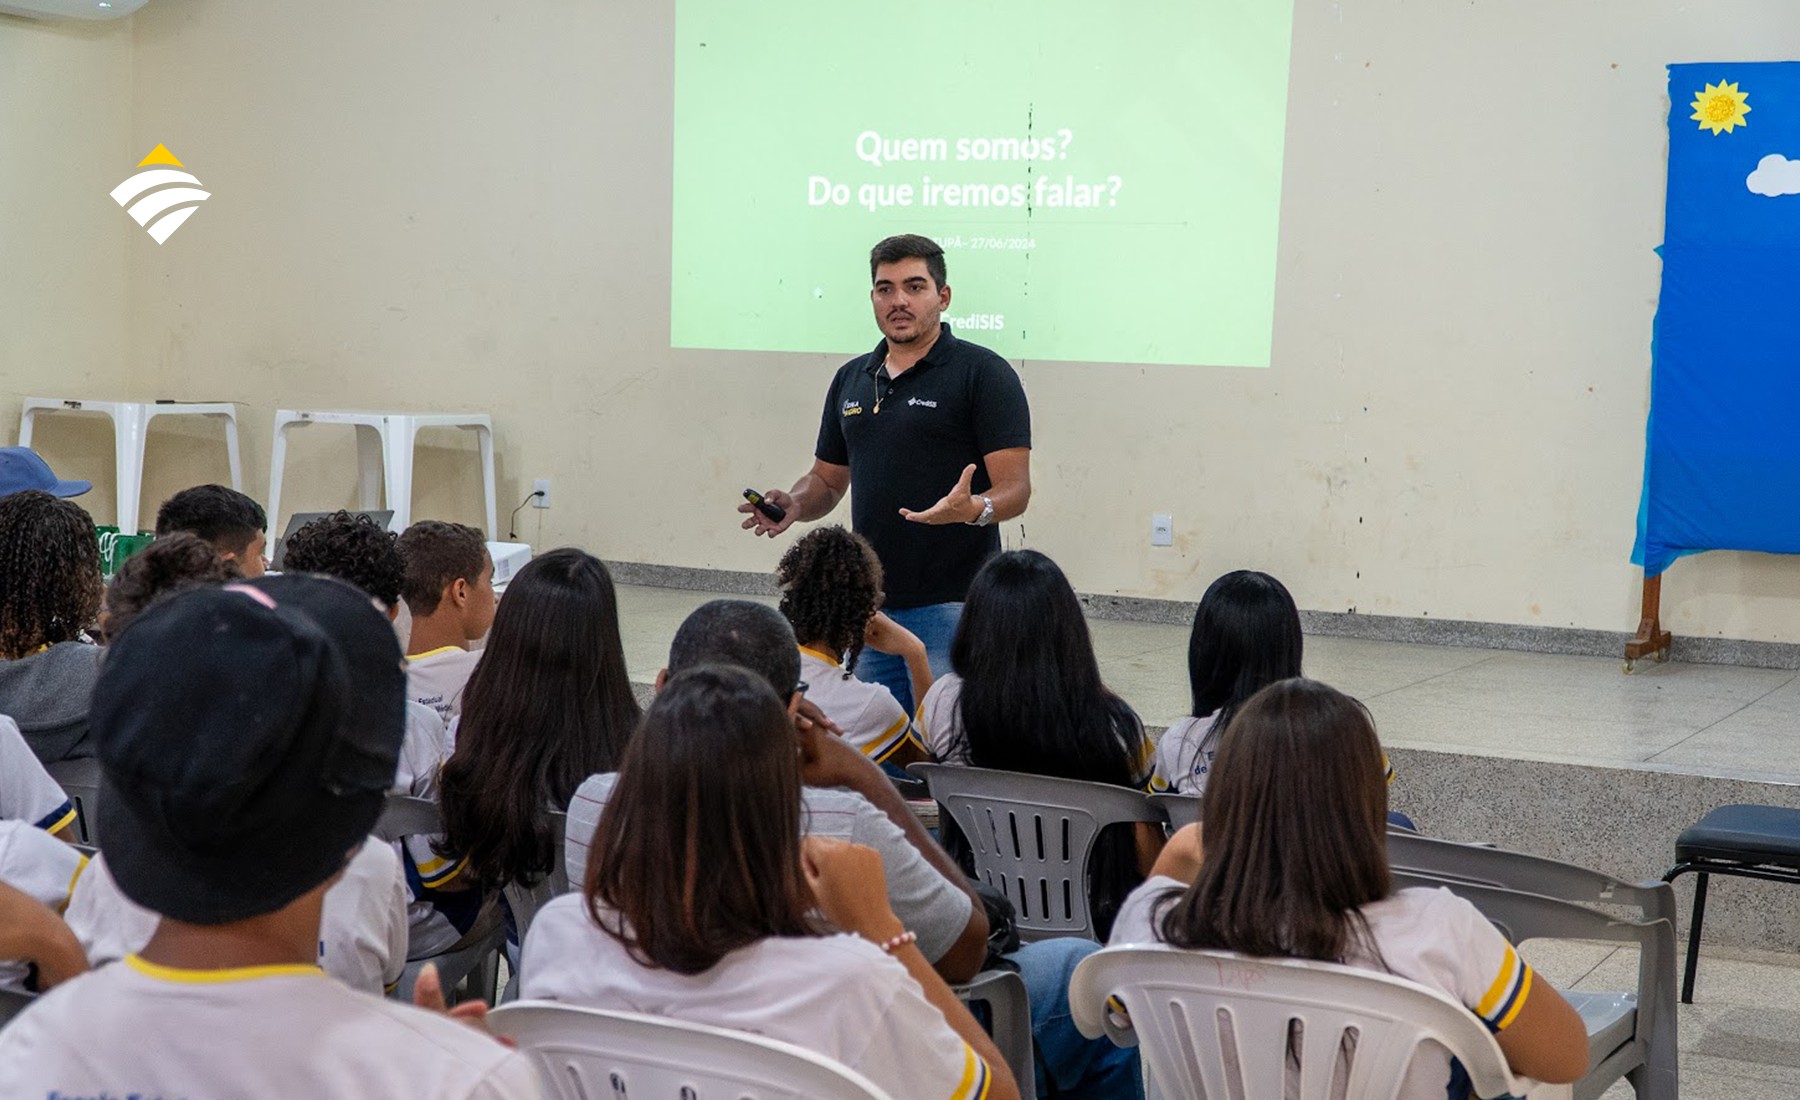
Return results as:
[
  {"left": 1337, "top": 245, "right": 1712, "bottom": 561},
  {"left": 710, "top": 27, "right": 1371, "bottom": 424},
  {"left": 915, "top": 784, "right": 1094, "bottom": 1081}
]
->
[{"left": 91, "top": 573, "right": 405, "bottom": 925}]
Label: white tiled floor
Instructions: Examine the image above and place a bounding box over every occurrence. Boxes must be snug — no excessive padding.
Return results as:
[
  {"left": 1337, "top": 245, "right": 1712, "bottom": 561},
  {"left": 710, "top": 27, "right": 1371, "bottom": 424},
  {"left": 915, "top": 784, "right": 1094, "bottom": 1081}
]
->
[{"left": 613, "top": 582, "right": 1800, "bottom": 1095}]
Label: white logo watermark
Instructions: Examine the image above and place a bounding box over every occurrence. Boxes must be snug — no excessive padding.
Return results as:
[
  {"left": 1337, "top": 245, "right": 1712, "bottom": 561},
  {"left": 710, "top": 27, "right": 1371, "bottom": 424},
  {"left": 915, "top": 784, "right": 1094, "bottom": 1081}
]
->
[{"left": 111, "top": 144, "right": 209, "bottom": 244}]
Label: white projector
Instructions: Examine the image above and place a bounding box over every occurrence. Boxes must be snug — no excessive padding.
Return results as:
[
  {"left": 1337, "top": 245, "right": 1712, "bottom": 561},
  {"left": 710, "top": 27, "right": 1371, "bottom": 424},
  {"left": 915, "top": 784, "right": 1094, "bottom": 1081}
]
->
[{"left": 487, "top": 541, "right": 532, "bottom": 590}]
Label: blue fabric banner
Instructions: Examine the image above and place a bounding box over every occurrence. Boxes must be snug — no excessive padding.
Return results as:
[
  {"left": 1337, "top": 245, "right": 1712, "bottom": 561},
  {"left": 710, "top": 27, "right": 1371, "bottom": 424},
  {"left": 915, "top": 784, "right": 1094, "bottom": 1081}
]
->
[{"left": 1634, "top": 62, "right": 1800, "bottom": 577}]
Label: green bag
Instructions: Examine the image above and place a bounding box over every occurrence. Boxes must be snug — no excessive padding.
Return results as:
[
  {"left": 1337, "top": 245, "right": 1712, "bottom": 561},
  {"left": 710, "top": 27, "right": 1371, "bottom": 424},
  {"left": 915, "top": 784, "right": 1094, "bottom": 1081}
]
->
[{"left": 95, "top": 526, "right": 156, "bottom": 580}]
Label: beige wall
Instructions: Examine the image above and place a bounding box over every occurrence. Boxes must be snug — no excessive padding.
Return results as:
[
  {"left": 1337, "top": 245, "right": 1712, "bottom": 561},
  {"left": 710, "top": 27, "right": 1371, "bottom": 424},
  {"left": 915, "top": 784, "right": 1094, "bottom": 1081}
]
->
[
  {"left": 0, "top": 13, "right": 134, "bottom": 524},
  {"left": 16, "top": 1, "right": 1800, "bottom": 640}
]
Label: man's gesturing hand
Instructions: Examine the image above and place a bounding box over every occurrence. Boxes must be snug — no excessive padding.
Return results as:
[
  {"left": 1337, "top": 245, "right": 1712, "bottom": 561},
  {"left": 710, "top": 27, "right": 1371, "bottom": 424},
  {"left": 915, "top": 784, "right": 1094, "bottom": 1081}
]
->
[
  {"left": 899, "top": 464, "right": 980, "bottom": 525},
  {"left": 738, "top": 488, "right": 798, "bottom": 538}
]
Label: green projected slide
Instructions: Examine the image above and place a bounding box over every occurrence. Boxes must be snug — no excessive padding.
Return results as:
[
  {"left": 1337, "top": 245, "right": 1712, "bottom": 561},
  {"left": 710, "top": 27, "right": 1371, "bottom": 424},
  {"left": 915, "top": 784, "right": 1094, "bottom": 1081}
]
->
[{"left": 670, "top": 1, "right": 1295, "bottom": 368}]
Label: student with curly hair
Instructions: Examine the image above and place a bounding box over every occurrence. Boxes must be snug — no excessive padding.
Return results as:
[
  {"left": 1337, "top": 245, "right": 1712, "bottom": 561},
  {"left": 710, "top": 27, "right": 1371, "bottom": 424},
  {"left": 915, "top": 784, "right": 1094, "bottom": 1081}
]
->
[
  {"left": 776, "top": 526, "right": 928, "bottom": 770},
  {"left": 280, "top": 511, "right": 406, "bottom": 609},
  {"left": 0, "top": 490, "right": 104, "bottom": 763},
  {"left": 279, "top": 511, "right": 476, "bottom": 959},
  {"left": 99, "top": 532, "right": 241, "bottom": 642},
  {"left": 398, "top": 520, "right": 495, "bottom": 726},
  {"left": 152, "top": 484, "right": 268, "bottom": 577}
]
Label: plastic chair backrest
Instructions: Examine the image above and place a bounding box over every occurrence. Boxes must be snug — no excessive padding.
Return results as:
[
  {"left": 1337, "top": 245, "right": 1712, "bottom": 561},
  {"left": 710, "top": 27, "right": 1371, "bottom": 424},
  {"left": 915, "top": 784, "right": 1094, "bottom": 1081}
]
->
[
  {"left": 954, "top": 969, "right": 1034, "bottom": 1089},
  {"left": 45, "top": 757, "right": 102, "bottom": 845},
  {"left": 502, "top": 810, "right": 571, "bottom": 952},
  {"left": 909, "top": 763, "right": 1165, "bottom": 940},
  {"left": 489, "top": 1000, "right": 898, "bottom": 1100},
  {"left": 370, "top": 793, "right": 505, "bottom": 1004},
  {"left": 0, "top": 988, "right": 33, "bottom": 1026},
  {"left": 373, "top": 793, "right": 442, "bottom": 843},
  {"left": 1148, "top": 792, "right": 1201, "bottom": 831},
  {"left": 1386, "top": 832, "right": 1677, "bottom": 926},
  {"left": 1069, "top": 945, "right": 1535, "bottom": 1100},
  {"left": 1390, "top": 870, "right": 1677, "bottom": 1100}
]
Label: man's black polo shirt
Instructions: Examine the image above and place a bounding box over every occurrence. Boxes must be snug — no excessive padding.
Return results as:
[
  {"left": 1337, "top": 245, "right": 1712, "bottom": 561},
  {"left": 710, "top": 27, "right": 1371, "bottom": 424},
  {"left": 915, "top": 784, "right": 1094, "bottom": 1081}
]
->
[{"left": 814, "top": 324, "right": 1031, "bottom": 609}]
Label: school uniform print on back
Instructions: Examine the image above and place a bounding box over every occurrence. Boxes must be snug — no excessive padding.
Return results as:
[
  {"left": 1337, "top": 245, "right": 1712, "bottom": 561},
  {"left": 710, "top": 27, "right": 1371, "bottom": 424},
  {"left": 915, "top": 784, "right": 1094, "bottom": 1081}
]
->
[{"left": 407, "top": 646, "right": 482, "bottom": 726}]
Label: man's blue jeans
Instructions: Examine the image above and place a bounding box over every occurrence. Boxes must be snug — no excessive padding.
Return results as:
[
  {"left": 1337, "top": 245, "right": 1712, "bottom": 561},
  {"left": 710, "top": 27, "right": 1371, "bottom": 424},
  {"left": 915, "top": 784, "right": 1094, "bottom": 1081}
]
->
[
  {"left": 1009, "top": 938, "right": 1144, "bottom": 1099},
  {"left": 854, "top": 601, "right": 962, "bottom": 715}
]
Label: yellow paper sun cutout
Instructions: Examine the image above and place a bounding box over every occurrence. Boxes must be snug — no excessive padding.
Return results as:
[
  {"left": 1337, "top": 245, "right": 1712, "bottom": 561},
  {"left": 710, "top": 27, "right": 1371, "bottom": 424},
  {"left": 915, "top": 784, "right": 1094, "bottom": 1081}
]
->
[{"left": 1691, "top": 81, "right": 1751, "bottom": 135}]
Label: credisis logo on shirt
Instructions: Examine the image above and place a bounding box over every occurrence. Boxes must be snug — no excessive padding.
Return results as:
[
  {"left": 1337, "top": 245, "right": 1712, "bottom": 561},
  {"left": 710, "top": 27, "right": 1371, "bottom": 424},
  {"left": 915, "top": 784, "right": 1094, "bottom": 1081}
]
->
[{"left": 110, "top": 144, "right": 210, "bottom": 244}]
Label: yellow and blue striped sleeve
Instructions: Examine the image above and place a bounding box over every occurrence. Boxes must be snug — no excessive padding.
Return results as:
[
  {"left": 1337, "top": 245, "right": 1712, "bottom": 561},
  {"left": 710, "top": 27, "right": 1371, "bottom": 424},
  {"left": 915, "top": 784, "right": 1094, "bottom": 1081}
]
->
[
  {"left": 37, "top": 799, "right": 78, "bottom": 838},
  {"left": 1473, "top": 942, "right": 1534, "bottom": 1032},
  {"left": 863, "top": 713, "right": 916, "bottom": 763},
  {"left": 947, "top": 1044, "right": 993, "bottom": 1100}
]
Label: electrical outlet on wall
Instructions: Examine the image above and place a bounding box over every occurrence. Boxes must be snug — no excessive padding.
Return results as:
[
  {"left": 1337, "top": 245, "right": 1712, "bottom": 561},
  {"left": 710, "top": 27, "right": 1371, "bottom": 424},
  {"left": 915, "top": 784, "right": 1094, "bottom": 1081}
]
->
[
  {"left": 532, "top": 479, "right": 552, "bottom": 509},
  {"left": 1151, "top": 513, "right": 1173, "bottom": 547}
]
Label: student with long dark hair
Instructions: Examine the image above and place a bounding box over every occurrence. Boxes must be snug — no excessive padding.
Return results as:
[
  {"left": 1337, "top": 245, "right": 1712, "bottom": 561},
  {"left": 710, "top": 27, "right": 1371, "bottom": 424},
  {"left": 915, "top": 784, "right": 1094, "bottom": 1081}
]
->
[
  {"left": 1157, "top": 569, "right": 1304, "bottom": 795},
  {"left": 918, "top": 549, "right": 1161, "bottom": 938},
  {"left": 522, "top": 664, "right": 1019, "bottom": 1100},
  {"left": 1111, "top": 678, "right": 1587, "bottom": 1097},
  {"left": 438, "top": 548, "right": 641, "bottom": 890}
]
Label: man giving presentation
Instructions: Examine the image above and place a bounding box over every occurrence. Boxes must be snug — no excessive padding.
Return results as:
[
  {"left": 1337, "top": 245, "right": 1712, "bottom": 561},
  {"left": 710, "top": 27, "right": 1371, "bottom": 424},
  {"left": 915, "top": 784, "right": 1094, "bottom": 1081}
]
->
[{"left": 741, "top": 234, "right": 1032, "bottom": 712}]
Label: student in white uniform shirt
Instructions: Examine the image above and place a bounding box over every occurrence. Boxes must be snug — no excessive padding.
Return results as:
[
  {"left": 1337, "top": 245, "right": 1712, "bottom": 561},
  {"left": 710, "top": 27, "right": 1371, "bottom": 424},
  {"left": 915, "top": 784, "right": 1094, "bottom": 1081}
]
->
[
  {"left": 525, "top": 664, "right": 1019, "bottom": 1100},
  {"left": 562, "top": 599, "right": 1144, "bottom": 1099},
  {"left": 63, "top": 838, "right": 409, "bottom": 995},
  {"left": 0, "top": 819, "right": 87, "bottom": 995},
  {"left": 0, "top": 575, "right": 541, "bottom": 1100},
  {"left": 564, "top": 599, "right": 990, "bottom": 983},
  {"left": 280, "top": 511, "right": 486, "bottom": 959},
  {"left": 1108, "top": 678, "right": 1588, "bottom": 1100},
  {"left": 400, "top": 520, "right": 496, "bottom": 727},
  {"left": 776, "top": 525, "right": 929, "bottom": 769},
  {"left": 0, "top": 715, "right": 76, "bottom": 837},
  {"left": 96, "top": 533, "right": 438, "bottom": 973}
]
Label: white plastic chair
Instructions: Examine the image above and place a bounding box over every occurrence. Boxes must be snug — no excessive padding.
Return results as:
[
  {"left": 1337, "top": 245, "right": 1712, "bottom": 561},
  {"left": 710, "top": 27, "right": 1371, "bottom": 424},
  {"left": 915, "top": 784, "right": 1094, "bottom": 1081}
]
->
[
  {"left": 267, "top": 409, "right": 496, "bottom": 534},
  {"left": 1148, "top": 792, "right": 1201, "bottom": 831},
  {"left": 908, "top": 763, "right": 1166, "bottom": 941},
  {"left": 489, "top": 1000, "right": 897, "bottom": 1100},
  {"left": 1387, "top": 832, "right": 1678, "bottom": 1100},
  {"left": 954, "top": 969, "right": 1035, "bottom": 1090},
  {"left": 19, "top": 398, "right": 243, "bottom": 533},
  {"left": 0, "top": 988, "right": 32, "bottom": 1025},
  {"left": 498, "top": 809, "right": 571, "bottom": 1004},
  {"left": 373, "top": 793, "right": 505, "bottom": 1003},
  {"left": 1070, "top": 944, "right": 1564, "bottom": 1100}
]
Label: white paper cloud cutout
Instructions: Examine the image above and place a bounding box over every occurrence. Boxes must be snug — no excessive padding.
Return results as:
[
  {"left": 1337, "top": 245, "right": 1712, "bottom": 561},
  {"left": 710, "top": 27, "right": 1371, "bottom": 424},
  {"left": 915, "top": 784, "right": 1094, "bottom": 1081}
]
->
[{"left": 1746, "top": 153, "right": 1800, "bottom": 197}]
